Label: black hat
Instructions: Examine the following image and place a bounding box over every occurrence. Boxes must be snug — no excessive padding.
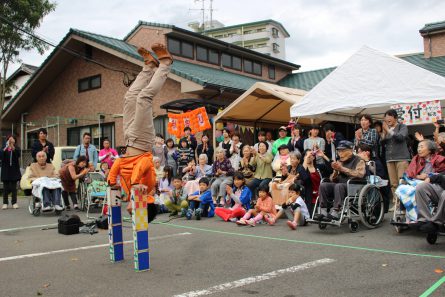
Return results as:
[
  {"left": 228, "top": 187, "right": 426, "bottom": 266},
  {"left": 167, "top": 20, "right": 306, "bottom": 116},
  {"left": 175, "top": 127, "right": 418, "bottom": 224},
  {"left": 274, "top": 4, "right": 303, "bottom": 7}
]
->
[
  {"left": 336, "top": 140, "right": 354, "bottom": 150},
  {"left": 278, "top": 144, "right": 289, "bottom": 151}
]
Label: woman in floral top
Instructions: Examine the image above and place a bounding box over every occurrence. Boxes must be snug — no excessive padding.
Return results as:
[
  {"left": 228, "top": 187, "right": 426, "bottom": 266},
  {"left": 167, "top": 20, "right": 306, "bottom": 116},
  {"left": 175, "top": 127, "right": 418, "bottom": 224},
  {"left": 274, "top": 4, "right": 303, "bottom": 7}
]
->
[{"left": 211, "top": 147, "right": 234, "bottom": 206}]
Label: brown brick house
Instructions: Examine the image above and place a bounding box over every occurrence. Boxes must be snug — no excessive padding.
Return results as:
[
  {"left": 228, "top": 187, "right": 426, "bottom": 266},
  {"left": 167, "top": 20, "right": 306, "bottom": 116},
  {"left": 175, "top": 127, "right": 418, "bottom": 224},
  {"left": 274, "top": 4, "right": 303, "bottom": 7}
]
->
[{"left": 2, "top": 21, "right": 300, "bottom": 150}]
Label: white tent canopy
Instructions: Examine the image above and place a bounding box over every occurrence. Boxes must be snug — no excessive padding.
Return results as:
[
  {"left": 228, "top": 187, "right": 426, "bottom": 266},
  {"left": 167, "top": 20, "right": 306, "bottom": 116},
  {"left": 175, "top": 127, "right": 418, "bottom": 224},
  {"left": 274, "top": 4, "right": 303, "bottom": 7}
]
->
[
  {"left": 212, "top": 82, "right": 307, "bottom": 148},
  {"left": 290, "top": 46, "right": 445, "bottom": 123},
  {"left": 214, "top": 82, "right": 306, "bottom": 125}
]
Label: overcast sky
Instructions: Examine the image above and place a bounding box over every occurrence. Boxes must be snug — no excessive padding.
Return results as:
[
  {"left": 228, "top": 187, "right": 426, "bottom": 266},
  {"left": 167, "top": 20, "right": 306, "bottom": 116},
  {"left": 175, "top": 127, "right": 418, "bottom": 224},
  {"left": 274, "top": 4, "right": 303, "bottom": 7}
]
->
[{"left": 7, "top": 0, "right": 445, "bottom": 75}]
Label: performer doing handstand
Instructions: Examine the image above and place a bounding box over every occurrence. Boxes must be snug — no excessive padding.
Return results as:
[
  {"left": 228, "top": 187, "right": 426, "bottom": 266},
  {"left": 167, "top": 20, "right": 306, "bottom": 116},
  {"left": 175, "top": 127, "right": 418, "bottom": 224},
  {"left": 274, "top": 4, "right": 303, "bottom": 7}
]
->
[{"left": 108, "top": 43, "right": 173, "bottom": 220}]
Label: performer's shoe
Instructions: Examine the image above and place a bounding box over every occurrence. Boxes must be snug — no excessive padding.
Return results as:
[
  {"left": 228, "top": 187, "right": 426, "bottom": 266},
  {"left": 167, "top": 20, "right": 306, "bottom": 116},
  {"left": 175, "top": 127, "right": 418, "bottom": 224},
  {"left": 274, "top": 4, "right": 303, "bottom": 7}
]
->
[
  {"left": 137, "top": 47, "right": 159, "bottom": 67},
  {"left": 151, "top": 43, "right": 173, "bottom": 64}
]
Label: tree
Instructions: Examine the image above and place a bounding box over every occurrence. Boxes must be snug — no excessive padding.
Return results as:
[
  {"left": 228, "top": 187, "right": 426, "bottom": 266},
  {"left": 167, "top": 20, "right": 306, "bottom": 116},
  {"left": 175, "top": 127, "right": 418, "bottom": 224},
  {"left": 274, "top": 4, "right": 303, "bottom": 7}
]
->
[{"left": 0, "top": 0, "right": 56, "bottom": 134}]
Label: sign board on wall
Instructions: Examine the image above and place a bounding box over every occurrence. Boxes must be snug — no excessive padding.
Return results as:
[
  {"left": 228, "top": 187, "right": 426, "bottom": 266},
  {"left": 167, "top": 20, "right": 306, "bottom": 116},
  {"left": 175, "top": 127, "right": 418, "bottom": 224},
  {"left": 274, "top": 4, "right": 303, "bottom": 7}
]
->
[{"left": 390, "top": 100, "right": 442, "bottom": 125}]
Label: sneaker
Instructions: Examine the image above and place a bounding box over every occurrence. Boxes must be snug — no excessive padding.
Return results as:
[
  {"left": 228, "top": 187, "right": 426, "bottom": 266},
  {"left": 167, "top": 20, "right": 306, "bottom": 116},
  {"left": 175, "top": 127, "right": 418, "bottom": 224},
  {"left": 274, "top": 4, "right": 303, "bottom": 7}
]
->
[
  {"left": 195, "top": 208, "right": 202, "bottom": 220},
  {"left": 236, "top": 218, "right": 247, "bottom": 225},
  {"left": 263, "top": 214, "right": 276, "bottom": 225},
  {"left": 247, "top": 218, "right": 256, "bottom": 227},
  {"left": 42, "top": 206, "right": 52, "bottom": 212},
  {"left": 229, "top": 217, "right": 238, "bottom": 223},
  {"left": 73, "top": 204, "right": 80, "bottom": 211},
  {"left": 55, "top": 205, "right": 63, "bottom": 211},
  {"left": 137, "top": 47, "right": 159, "bottom": 67},
  {"left": 65, "top": 205, "right": 71, "bottom": 211},
  {"left": 186, "top": 209, "right": 192, "bottom": 220},
  {"left": 328, "top": 209, "right": 340, "bottom": 221},
  {"left": 180, "top": 208, "right": 187, "bottom": 217},
  {"left": 2, "top": 204, "right": 7, "bottom": 210},
  {"left": 287, "top": 220, "right": 297, "bottom": 230},
  {"left": 12, "top": 203, "right": 19, "bottom": 209}
]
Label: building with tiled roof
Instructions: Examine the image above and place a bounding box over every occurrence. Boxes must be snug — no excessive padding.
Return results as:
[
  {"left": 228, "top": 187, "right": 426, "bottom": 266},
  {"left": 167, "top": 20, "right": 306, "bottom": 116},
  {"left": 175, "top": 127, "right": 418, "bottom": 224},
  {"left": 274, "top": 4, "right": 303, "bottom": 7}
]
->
[{"left": 2, "top": 21, "right": 299, "bottom": 150}]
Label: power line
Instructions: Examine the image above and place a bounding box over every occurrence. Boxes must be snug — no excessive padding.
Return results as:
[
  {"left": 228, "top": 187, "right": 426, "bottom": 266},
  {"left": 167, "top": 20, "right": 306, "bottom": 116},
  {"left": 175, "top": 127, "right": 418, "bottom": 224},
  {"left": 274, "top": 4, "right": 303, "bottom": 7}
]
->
[{"left": 0, "top": 14, "right": 139, "bottom": 87}]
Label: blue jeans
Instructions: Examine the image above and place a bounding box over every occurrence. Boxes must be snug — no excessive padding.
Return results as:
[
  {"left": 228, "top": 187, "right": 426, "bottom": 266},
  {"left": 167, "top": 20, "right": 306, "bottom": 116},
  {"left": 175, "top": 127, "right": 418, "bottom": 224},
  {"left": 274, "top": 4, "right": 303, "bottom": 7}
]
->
[
  {"left": 42, "top": 188, "right": 62, "bottom": 207},
  {"left": 247, "top": 178, "right": 272, "bottom": 198}
]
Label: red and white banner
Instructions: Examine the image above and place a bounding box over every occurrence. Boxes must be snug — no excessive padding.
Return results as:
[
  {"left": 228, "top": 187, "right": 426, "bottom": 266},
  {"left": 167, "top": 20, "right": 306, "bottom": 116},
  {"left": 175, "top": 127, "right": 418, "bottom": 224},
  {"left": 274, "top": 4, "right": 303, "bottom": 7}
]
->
[{"left": 390, "top": 100, "right": 442, "bottom": 125}]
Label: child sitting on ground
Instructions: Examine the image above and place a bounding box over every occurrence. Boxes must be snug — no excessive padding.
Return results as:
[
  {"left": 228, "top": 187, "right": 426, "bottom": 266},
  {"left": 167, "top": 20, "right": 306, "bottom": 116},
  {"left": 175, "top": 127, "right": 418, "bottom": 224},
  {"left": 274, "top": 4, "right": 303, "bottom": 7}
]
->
[
  {"left": 236, "top": 184, "right": 276, "bottom": 227},
  {"left": 186, "top": 177, "right": 215, "bottom": 220},
  {"left": 164, "top": 176, "right": 189, "bottom": 216},
  {"left": 275, "top": 184, "right": 310, "bottom": 230},
  {"left": 215, "top": 172, "right": 252, "bottom": 222},
  {"left": 157, "top": 165, "right": 173, "bottom": 213}
]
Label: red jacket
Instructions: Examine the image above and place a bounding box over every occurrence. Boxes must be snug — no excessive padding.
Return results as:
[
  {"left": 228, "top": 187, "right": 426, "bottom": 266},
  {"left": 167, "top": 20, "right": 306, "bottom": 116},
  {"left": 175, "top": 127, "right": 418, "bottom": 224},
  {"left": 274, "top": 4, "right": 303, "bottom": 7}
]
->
[{"left": 405, "top": 153, "right": 445, "bottom": 179}]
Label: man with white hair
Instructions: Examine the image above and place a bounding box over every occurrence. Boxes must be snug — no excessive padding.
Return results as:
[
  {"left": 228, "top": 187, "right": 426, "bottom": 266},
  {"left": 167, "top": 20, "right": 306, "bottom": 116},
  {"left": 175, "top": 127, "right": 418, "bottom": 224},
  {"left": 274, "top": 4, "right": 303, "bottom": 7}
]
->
[{"left": 29, "top": 151, "right": 62, "bottom": 211}]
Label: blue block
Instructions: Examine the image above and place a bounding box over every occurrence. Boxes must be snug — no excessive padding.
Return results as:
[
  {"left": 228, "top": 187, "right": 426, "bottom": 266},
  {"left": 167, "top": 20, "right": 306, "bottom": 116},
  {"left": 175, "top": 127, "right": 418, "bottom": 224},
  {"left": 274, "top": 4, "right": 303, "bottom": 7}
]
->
[
  {"left": 112, "top": 225, "right": 123, "bottom": 243},
  {"left": 137, "top": 252, "right": 149, "bottom": 270},
  {"left": 111, "top": 206, "right": 122, "bottom": 223},
  {"left": 113, "top": 244, "right": 124, "bottom": 261},
  {"left": 136, "top": 230, "right": 148, "bottom": 250}
]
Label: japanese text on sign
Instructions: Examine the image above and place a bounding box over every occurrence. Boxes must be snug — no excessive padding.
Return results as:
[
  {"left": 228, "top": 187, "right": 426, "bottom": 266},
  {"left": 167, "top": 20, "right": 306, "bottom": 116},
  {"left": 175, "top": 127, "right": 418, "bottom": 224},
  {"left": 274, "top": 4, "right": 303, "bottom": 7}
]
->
[{"left": 390, "top": 100, "right": 442, "bottom": 125}]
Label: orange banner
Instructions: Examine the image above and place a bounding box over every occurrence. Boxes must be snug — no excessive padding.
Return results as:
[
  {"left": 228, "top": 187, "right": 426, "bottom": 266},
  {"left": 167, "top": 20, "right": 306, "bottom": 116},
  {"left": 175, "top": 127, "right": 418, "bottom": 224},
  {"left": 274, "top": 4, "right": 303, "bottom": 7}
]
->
[{"left": 167, "top": 107, "right": 211, "bottom": 137}]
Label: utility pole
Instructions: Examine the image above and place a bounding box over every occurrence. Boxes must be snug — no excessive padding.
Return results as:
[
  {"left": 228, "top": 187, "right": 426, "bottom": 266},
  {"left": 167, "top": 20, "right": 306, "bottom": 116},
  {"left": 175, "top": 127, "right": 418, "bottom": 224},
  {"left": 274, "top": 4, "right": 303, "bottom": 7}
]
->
[{"left": 209, "top": 0, "right": 213, "bottom": 28}]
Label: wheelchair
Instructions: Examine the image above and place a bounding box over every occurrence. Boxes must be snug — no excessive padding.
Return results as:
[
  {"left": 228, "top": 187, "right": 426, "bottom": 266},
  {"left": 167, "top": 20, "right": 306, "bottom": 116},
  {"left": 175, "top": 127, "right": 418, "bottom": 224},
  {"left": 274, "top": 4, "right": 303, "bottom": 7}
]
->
[
  {"left": 391, "top": 178, "right": 445, "bottom": 244},
  {"left": 309, "top": 163, "right": 385, "bottom": 233},
  {"left": 77, "top": 172, "right": 105, "bottom": 213},
  {"left": 28, "top": 192, "right": 65, "bottom": 216}
]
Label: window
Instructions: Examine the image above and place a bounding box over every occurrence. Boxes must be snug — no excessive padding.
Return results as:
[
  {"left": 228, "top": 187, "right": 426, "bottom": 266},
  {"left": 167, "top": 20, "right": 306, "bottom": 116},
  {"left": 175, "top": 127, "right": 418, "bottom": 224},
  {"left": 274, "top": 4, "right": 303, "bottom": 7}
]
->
[
  {"left": 232, "top": 56, "right": 241, "bottom": 70},
  {"left": 209, "top": 49, "right": 219, "bottom": 64},
  {"left": 67, "top": 123, "right": 114, "bottom": 148},
  {"left": 268, "top": 65, "right": 276, "bottom": 80},
  {"left": 167, "top": 38, "right": 194, "bottom": 59},
  {"left": 222, "top": 53, "right": 242, "bottom": 70},
  {"left": 214, "top": 34, "right": 224, "bottom": 38},
  {"left": 257, "top": 43, "right": 267, "bottom": 48},
  {"left": 244, "top": 45, "right": 253, "bottom": 49},
  {"left": 273, "top": 43, "right": 280, "bottom": 52},
  {"left": 78, "top": 75, "right": 101, "bottom": 93},
  {"left": 244, "top": 59, "right": 262, "bottom": 76},
  {"left": 196, "top": 45, "right": 219, "bottom": 65},
  {"left": 257, "top": 28, "right": 266, "bottom": 32},
  {"left": 272, "top": 27, "right": 279, "bottom": 38},
  {"left": 243, "top": 30, "right": 252, "bottom": 35},
  {"left": 244, "top": 59, "right": 253, "bottom": 73},
  {"left": 253, "top": 62, "right": 262, "bottom": 75},
  {"left": 196, "top": 45, "right": 207, "bottom": 61}
]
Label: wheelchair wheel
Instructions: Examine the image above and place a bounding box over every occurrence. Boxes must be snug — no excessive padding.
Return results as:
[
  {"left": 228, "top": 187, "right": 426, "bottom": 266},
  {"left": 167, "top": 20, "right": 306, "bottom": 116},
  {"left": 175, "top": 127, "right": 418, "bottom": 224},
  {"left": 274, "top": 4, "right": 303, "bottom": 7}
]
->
[
  {"left": 28, "top": 196, "right": 34, "bottom": 215},
  {"left": 318, "top": 222, "right": 327, "bottom": 230},
  {"left": 349, "top": 220, "right": 359, "bottom": 233},
  {"left": 394, "top": 217, "right": 403, "bottom": 234},
  {"left": 358, "top": 184, "right": 384, "bottom": 229},
  {"left": 77, "top": 182, "right": 88, "bottom": 211},
  {"left": 426, "top": 233, "right": 438, "bottom": 245}
]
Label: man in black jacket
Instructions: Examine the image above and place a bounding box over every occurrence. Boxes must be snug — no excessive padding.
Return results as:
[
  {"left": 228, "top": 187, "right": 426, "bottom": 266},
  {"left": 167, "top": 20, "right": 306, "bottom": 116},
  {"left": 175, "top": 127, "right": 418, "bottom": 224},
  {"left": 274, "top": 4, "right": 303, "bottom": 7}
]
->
[
  {"left": 415, "top": 173, "right": 445, "bottom": 233},
  {"left": 31, "top": 128, "right": 55, "bottom": 163}
]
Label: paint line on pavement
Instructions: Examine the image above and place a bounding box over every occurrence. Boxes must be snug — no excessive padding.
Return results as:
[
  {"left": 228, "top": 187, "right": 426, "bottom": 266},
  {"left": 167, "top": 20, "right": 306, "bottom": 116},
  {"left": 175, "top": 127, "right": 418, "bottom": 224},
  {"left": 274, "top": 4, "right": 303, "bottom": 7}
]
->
[
  {"left": 419, "top": 275, "right": 445, "bottom": 297},
  {"left": 157, "top": 222, "right": 445, "bottom": 259},
  {"left": 173, "top": 258, "right": 335, "bottom": 297},
  {"left": 0, "top": 223, "right": 57, "bottom": 233},
  {"left": 0, "top": 232, "right": 191, "bottom": 262}
]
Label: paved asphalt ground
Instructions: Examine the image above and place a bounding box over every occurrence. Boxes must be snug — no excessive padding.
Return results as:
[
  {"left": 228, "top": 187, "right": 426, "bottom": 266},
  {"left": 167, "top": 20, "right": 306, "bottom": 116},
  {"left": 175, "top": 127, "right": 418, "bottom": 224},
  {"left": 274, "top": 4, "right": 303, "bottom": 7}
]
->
[{"left": 1, "top": 197, "right": 444, "bottom": 297}]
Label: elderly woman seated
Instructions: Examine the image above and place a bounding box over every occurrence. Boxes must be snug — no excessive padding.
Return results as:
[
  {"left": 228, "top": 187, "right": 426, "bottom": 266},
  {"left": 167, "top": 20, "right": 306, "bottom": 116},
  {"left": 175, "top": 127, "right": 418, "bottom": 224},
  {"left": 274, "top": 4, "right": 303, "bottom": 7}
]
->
[
  {"left": 396, "top": 139, "right": 445, "bottom": 222},
  {"left": 29, "top": 151, "right": 62, "bottom": 211}
]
